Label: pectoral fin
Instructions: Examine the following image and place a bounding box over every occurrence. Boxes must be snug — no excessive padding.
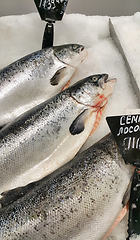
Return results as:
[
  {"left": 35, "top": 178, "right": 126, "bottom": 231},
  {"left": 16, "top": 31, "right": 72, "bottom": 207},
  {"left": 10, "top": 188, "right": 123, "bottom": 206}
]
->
[
  {"left": 0, "top": 181, "right": 38, "bottom": 208},
  {"left": 69, "top": 109, "right": 89, "bottom": 135},
  {"left": 50, "top": 67, "right": 66, "bottom": 86}
]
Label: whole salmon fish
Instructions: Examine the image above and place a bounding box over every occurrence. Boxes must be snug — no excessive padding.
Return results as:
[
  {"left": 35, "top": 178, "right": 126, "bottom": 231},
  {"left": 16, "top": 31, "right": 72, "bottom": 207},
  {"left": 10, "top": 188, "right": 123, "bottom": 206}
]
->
[
  {"left": 0, "top": 134, "right": 133, "bottom": 240},
  {"left": 0, "top": 44, "right": 87, "bottom": 126},
  {"left": 0, "top": 74, "right": 116, "bottom": 194}
]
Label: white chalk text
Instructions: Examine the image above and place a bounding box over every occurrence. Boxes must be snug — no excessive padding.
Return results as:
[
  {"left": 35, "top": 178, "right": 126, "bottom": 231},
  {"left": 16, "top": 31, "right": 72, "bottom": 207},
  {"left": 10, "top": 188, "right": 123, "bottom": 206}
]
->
[
  {"left": 123, "top": 137, "right": 140, "bottom": 150},
  {"left": 39, "top": 0, "right": 65, "bottom": 10},
  {"left": 117, "top": 115, "right": 140, "bottom": 136}
]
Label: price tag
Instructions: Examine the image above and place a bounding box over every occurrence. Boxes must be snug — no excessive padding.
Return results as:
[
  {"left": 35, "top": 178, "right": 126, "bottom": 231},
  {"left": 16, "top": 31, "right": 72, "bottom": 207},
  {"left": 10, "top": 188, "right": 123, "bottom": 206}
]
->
[
  {"left": 106, "top": 115, "right": 140, "bottom": 167},
  {"left": 34, "top": 0, "right": 69, "bottom": 21}
]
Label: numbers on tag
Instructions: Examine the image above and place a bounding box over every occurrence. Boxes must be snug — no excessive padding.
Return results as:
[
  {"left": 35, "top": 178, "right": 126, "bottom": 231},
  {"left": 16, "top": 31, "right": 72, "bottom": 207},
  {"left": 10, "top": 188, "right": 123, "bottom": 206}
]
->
[{"left": 39, "top": 0, "right": 65, "bottom": 10}]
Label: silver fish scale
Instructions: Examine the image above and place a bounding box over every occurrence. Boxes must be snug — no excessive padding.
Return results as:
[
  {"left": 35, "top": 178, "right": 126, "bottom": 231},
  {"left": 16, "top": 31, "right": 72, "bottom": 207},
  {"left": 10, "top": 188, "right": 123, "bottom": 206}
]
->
[
  {"left": 0, "top": 48, "right": 57, "bottom": 127},
  {"left": 0, "top": 134, "right": 131, "bottom": 240},
  {"left": 0, "top": 89, "right": 85, "bottom": 191},
  {"left": 0, "top": 48, "right": 53, "bottom": 87}
]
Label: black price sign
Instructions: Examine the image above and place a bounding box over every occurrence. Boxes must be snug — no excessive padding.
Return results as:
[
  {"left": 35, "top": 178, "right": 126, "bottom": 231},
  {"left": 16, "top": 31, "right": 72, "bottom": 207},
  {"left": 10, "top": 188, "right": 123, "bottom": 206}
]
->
[
  {"left": 106, "top": 115, "right": 140, "bottom": 167},
  {"left": 34, "top": 0, "right": 69, "bottom": 21}
]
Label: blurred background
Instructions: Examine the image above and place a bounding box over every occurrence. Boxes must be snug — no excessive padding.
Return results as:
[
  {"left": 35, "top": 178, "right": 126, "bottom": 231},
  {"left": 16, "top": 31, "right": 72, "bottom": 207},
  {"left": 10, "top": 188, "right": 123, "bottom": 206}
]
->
[{"left": 0, "top": 0, "right": 139, "bottom": 17}]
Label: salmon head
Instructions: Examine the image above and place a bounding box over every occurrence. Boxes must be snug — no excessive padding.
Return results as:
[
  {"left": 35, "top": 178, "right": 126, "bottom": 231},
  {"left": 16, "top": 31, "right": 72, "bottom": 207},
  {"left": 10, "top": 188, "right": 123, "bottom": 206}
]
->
[
  {"left": 53, "top": 44, "right": 87, "bottom": 67},
  {"left": 70, "top": 74, "right": 116, "bottom": 109}
]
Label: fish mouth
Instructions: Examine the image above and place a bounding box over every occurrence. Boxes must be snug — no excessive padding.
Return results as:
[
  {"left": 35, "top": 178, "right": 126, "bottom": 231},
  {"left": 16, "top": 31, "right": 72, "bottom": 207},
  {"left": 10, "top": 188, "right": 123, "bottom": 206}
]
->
[
  {"left": 81, "top": 49, "right": 88, "bottom": 63},
  {"left": 105, "top": 76, "right": 117, "bottom": 83},
  {"left": 105, "top": 77, "right": 117, "bottom": 93},
  {"left": 98, "top": 74, "right": 108, "bottom": 89},
  {"left": 92, "top": 76, "right": 117, "bottom": 109},
  {"left": 100, "top": 74, "right": 117, "bottom": 89},
  {"left": 104, "top": 74, "right": 109, "bottom": 83}
]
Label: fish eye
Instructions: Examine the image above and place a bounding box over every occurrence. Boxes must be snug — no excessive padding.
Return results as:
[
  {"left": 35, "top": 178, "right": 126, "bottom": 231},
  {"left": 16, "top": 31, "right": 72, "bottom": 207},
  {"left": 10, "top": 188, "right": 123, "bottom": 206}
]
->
[
  {"left": 73, "top": 45, "right": 77, "bottom": 49},
  {"left": 92, "top": 77, "right": 97, "bottom": 82},
  {"left": 72, "top": 45, "right": 79, "bottom": 51}
]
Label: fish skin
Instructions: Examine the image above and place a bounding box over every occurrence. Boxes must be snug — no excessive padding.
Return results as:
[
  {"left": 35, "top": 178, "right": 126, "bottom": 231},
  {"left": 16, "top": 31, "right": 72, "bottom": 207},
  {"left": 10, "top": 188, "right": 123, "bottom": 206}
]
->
[
  {"left": 0, "top": 134, "right": 132, "bottom": 240},
  {"left": 0, "top": 44, "right": 87, "bottom": 126},
  {"left": 0, "top": 74, "right": 116, "bottom": 194}
]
